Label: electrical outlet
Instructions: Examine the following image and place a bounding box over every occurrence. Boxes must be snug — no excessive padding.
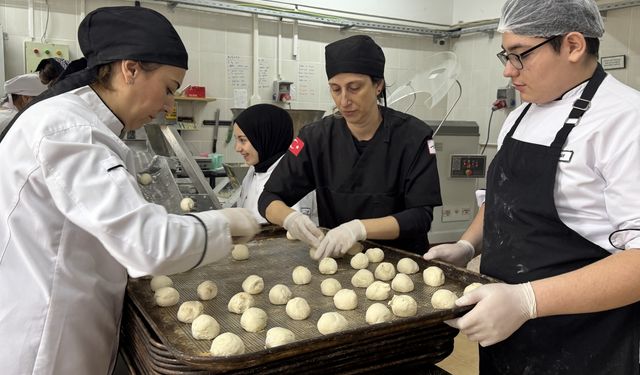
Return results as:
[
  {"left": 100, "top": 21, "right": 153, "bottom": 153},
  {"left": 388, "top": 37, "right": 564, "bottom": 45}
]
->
[{"left": 441, "top": 205, "right": 473, "bottom": 222}]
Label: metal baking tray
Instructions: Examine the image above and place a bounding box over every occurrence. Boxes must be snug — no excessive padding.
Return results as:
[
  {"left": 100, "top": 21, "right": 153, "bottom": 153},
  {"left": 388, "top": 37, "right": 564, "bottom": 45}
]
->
[{"left": 125, "top": 227, "right": 496, "bottom": 373}]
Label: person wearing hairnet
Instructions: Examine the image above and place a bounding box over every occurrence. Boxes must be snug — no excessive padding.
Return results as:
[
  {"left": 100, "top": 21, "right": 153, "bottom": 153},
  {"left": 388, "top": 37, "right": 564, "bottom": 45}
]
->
[
  {"left": 0, "top": 73, "right": 47, "bottom": 133},
  {"left": 233, "top": 104, "right": 317, "bottom": 224},
  {"left": 259, "top": 35, "right": 442, "bottom": 259},
  {"left": 35, "top": 56, "right": 70, "bottom": 87},
  {"left": 424, "top": 0, "right": 640, "bottom": 373},
  {"left": 0, "top": 6, "right": 259, "bottom": 374}
]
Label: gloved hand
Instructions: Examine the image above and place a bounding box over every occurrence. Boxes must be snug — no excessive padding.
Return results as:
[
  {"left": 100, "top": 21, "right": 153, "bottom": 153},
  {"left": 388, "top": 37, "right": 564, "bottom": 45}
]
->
[
  {"left": 314, "top": 219, "right": 367, "bottom": 260},
  {"left": 219, "top": 208, "right": 260, "bottom": 243},
  {"left": 445, "top": 282, "right": 537, "bottom": 347},
  {"left": 423, "top": 239, "right": 475, "bottom": 267},
  {"left": 283, "top": 211, "right": 324, "bottom": 248}
]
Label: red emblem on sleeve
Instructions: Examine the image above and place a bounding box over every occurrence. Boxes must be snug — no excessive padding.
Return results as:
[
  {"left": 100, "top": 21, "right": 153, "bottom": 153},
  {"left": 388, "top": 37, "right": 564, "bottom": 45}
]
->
[{"left": 289, "top": 137, "right": 305, "bottom": 156}]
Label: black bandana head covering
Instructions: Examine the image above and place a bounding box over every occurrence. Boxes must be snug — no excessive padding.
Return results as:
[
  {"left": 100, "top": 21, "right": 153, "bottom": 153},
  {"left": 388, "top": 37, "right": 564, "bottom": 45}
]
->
[
  {"left": 234, "top": 104, "right": 294, "bottom": 173},
  {"left": 35, "top": 57, "right": 70, "bottom": 75},
  {"left": 325, "top": 35, "right": 385, "bottom": 80}
]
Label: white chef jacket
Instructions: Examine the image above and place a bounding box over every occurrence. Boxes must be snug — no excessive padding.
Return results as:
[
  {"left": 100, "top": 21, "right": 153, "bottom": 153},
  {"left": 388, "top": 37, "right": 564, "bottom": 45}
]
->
[
  {"left": 491, "top": 74, "right": 640, "bottom": 253},
  {"left": 0, "top": 86, "right": 233, "bottom": 375},
  {"left": 237, "top": 157, "right": 318, "bottom": 225},
  {"left": 0, "top": 101, "right": 17, "bottom": 134}
]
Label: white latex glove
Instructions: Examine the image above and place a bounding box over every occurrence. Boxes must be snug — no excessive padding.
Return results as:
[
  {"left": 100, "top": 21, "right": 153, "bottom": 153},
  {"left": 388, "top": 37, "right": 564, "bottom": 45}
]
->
[
  {"left": 423, "top": 240, "right": 475, "bottom": 267},
  {"left": 283, "top": 211, "right": 324, "bottom": 248},
  {"left": 219, "top": 208, "right": 260, "bottom": 243},
  {"left": 314, "top": 219, "right": 367, "bottom": 260},
  {"left": 445, "top": 282, "right": 537, "bottom": 347}
]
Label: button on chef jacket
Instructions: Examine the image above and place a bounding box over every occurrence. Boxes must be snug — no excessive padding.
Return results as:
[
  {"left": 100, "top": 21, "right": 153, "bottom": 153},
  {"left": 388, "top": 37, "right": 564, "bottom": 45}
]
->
[
  {"left": 259, "top": 106, "right": 442, "bottom": 253},
  {"left": 0, "top": 86, "right": 233, "bottom": 374}
]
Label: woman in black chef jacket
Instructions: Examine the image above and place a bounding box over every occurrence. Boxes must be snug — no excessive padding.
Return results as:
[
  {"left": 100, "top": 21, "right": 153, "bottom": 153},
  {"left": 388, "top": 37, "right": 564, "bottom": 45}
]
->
[{"left": 258, "top": 35, "right": 442, "bottom": 259}]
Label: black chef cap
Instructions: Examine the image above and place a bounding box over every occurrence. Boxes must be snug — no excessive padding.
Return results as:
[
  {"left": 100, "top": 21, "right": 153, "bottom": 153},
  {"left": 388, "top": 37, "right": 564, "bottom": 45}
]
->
[
  {"left": 325, "top": 35, "right": 385, "bottom": 80},
  {"left": 78, "top": 6, "right": 188, "bottom": 70}
]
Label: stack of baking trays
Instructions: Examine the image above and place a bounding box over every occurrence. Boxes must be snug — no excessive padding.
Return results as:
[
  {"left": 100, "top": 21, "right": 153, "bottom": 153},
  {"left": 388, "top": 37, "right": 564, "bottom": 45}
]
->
[{"left": 119, "top": 227, "right": 496, "bottom": 374}]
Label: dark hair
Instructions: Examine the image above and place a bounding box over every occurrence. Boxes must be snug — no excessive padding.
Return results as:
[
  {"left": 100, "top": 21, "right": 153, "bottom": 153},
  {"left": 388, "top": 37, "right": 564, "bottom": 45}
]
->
[
  {"left": 39, "top": 62, "right": 64, "bottom": 87},
  {"left": 549, "top": 35, "right": 600, "bottom": 58},
  {"left": 373, "top": 77, "right": 386, "bottom": 101},
  {"left": 94, "top": 61, "right": 162, "bottom": 90}
]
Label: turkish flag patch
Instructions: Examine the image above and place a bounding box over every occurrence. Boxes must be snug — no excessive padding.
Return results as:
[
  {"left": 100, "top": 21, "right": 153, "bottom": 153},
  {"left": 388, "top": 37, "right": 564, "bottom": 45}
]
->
[{"left": 289, "top": 137, "right": 305, "bottom": 156}]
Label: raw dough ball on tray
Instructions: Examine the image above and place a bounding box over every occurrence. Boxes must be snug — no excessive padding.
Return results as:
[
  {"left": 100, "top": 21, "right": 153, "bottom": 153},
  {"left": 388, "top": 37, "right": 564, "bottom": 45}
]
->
[
  {"left": 286, "top": 297, "right": 311, "bottom": 320},
  {"left": 388, "top": 294, "right": 418, "bottom": 317},
  {"left": 321, "top": 278, "right": 342, "bottom": 297},
  {"left": 317, "top": 312, "right": 349, "bottom": 335},
  {"left": 333, "top": 289, "right": 358, "bottom": 310},
  {"left": 351, "top": 269, "right": 375, "bottom": 288},
  {"left": 210, "top": 332, "right": 245, "bottom": 356},
  {"left": 191, "top": 314, "right": 220, "bottom": 340},
  {"left": 138, "top": 173, "right": 152, "bottom": 185},
  {"left": 177, "top": 301, "right": 204, "bottom": 323},
  {"left": 240, "top": 307, "right": 268, "bottom": 332},
  {"left": 228, "top": 292, "right": 255, "bottom": 314},
  {"left": 366, "top": 281, "right": 391, "bottom": 301},
  {"left": 150, "top": 275, "right": 172, "bottom": 291},
  {"left": 346, "top": 242, "right": 364, "bottom": 255},
  {"left": 464, "top": 282, "right": 483, "bottom": 295},
  {"left": 268, "top": 284, "right": 292, "bottom": 305},
  {"left": 319, "top": 257, "right": 338, "bottom": 274},
  {"left": 292, "top": 266, "right": 312, "bottom": 285},
  {"left": 365, "top": 247, "right": 384, "bottom": 263},
  {"left": 366, "top": 303, "right": 393, "bottom": 325},
  {"left": 391, "top": 273, "right": 414, "bottom": 293},
  {"left": 197, "top": 280, "right": 218, "bottom": 300},
  {"left": 431, "top": 289, "right": 458, "bottom": 309},
  {"left": 265, "top": 327, "right": 296, "bottom": 348},
  {"left": 350, "top": 253, "right": 369, "bottom": 269},
  {"left": 242, "top": 275, "right": 264, "bottom": 294},
  {"left": 232, "top": 244, "right": 250, "bottom": 260},
  {"left": 423, "top": 266, "right": 445, "bottom": 287},
  {"left": 154, "top": 286, "right": 179, "bottom": 307},
  {"left": 180, "top": 197, "right": 195, "bottom": 212},
  {"left": 397, "top": 257, "right": 419, "bottom": 274},
  {"left": 374, "top": 262, "right": 396, "bottom": 281}
]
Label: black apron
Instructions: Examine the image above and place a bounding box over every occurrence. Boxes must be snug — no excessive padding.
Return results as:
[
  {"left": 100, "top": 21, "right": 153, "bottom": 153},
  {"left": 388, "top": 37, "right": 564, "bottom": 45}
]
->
[{"left": 480, "top": 64, "right": 640, "bottom": 374}]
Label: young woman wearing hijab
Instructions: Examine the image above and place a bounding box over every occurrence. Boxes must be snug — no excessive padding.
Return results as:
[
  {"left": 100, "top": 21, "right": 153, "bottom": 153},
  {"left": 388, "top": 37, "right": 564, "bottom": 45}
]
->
[
  {"left": 0, "top": 6, "right": 258, "bottom": 374},
  {"left": 233, "top": 104, "right": 317, "bottom": 224},
  {"left": 259, "top": 35, "right": 442, "bottom": 259}
]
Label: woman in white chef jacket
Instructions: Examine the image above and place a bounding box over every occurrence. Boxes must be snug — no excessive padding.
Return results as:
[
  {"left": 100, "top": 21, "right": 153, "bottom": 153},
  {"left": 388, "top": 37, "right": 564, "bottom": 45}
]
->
[
  {"left": 0, "top": 6, "right": 258, "bottom": 375},
  {"left": 233, "top": 104, "right": 318, "bottom": 225}
]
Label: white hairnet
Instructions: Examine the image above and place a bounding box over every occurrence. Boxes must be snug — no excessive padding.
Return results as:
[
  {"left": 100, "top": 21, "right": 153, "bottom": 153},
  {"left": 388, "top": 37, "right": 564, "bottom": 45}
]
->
[
  {"left": 4, "top": 73, "right": 47, "bottom": 97},
  {"left": 497, "top": 0, "right": 604, "bottom": 38}
]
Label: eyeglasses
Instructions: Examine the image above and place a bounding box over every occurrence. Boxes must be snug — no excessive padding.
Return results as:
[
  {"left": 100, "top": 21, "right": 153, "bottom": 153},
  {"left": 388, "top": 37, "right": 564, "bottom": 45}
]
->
[{"left": 497, "top": 35, "right": 561, "bottom": 70}]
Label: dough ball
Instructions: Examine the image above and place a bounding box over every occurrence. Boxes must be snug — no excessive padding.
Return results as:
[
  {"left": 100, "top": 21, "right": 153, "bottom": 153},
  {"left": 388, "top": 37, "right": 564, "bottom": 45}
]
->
[
  {"left": 318, "top": 257, "right": 338, "bottom": 275},
  {"left": 292, "top": 266, "right": 312, "bottom": 285},
  {"left": 423, "top": 266, "right": 445, "bottom": 287},
  {"left": 154, "top": 287, "right": 179, "bottom": 307},
  {"left": 365, "top": 247, "right": 384, "bottom": 263},
  {"left": 374, "top": 262, "right": 396, "bottom": 281},
  {"left": 150, "top": 275, "right": 173, "bottom": 291},
  {"left": 366, "top": 303, "right": 393, "bottom": 325},
  {"left": 180, "top": 197, "right": 195, "bottom": 212},
  {"left": 242, "top": 275, "right": 264, "bottom": 295},
  {"left": 333, "top": 289, "right": 358, "bottom": 310},
  {"left": 350, "top": 253, "right": 369, "bottom": 270},
  {"left": 138, "top": 173, "right": 152, "bottom": 185},
  {"left": 197, "top": 280, "right": 218, "bottom": 300},
  {"left": 191, "top": 314, "right": 220, "bottom": 340},
  {"left": 210, "top": 332, "right": 245, "bottom": 356},
  {"left": 351, "top": 269, "right": 375, "bottom": 288},
  {"left": 231, "top": 244, "right": 250, "bottom": 261},
  {"left": 285, "top": 297, "right": 311, "bottom": 320},
  {"left": 265, "top": 327, "right": 296, "bottom": 348},
  {"left": 268, "top": 284, "right": 292, "bottom": 305},
  {"left": 320, "top": 278, "right": 342, "bottom": 297},
  {"left": 240, "top": 307, "right": 268, "bottom": 332},
  {"left": 317, "top": 312, "right": 349, "bottom": 335},
  {"left": 227, "top": 292, "right": 255, "bottom": 314},
  {"left": 309, "top": 247, "right": 318, "bottom": 258},
  {"left": 397, "top": 257, "right": 419, "bottom": 274},
  {"left": 464, "top": 282, "right": 483, "bottom": 295},
  {"left": 286, "top": 231, "right": 296, "bottom": 240},
  {"left": 177, "top": 301, "right": 204, "bottom": 323},
  {"left": 388, "top": 294, "right": 418, "bottom": 317},
  {"left": 431, "top": 289, "right": 458, "bottom": 309},
  {"left": 391, "top": 273, "right": 415, "bottom": 293},
  {"left": 365, "top": 281, "right": 391, "bottom": 301},
  {"left": 346, "top": 242, "right": 364, "bottom": 255}
]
